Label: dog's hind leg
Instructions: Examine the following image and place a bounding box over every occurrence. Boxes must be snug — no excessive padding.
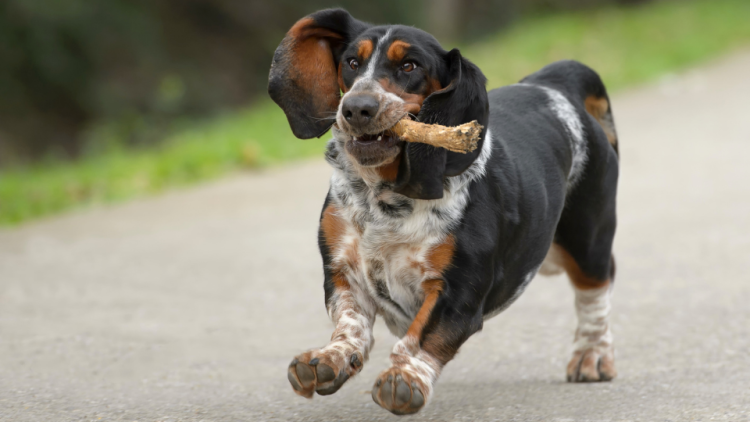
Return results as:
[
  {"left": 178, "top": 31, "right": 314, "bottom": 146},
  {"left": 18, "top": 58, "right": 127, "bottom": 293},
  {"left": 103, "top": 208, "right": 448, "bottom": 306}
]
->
[
  {"left": 547, "top": 243, "right": 617, "bottom": 382},
  {"left": 551, "top": 126, "right": 619, "bottom": 382},
  {"left": 567, "top": 258, "right": 617, "bottom": 382}
]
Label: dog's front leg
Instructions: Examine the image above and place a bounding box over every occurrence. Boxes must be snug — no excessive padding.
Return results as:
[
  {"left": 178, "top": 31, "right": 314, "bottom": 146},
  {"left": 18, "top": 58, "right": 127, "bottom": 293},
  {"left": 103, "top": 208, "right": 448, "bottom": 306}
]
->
[
  {"left": 287, "top": 274, "right": 376, "bottom": 398},
  {"left": 371, "top": 279, "right": 481, "bottom": 415}
]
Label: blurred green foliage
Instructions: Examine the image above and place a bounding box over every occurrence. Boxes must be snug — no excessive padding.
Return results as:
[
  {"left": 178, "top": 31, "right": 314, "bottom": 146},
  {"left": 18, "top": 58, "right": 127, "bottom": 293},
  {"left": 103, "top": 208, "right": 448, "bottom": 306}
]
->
[
  {"left": 0, "top": 104, "right": 318, "bottom": 224},
  {"left": 0, "top": 0, "right": 422, "bottom": 164},
  {"left": 0, "top": 0, "right": 633, "bottom": 165},
  {"left": 1, "top": 0, "right": 749, "bottom": 226},
  {"left": 467, "top": 0, "right": 750, "bottom": 90}
]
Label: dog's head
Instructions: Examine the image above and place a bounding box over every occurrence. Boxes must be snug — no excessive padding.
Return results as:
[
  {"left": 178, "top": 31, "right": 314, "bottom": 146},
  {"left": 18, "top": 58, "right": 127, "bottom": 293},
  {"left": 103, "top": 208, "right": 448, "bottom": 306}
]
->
[{"left": 268, "top": 9, "right": 488, "bottom": 199}]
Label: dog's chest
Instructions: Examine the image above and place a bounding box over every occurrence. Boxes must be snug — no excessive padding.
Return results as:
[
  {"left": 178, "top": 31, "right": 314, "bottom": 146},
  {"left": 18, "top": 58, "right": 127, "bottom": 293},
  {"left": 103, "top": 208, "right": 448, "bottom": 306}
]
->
[
  {"left": 330, "top": 194, "right": 454, "bottom": 336},
  {"left": 337, "top": 216, "right": 444, "bottom": 328},
  {"left": 325, "top": 136, "right": 493, "bottom": 335}
]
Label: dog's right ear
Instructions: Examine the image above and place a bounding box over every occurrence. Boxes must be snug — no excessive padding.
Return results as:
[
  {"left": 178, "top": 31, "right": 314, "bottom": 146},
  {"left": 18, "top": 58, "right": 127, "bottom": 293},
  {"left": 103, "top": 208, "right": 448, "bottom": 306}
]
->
[
  {"left": 394, "top": 49, "right": 489, "bottom": 200},
  {"left": 268, "top": 9, "right": 370, "bottom": 139}
]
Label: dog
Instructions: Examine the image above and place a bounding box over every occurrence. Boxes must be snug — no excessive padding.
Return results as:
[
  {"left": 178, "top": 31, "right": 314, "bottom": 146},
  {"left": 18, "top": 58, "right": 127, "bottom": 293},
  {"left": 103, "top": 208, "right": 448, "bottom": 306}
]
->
[{"left": 268, "top": 8, "right": 619, "bottom": 415}]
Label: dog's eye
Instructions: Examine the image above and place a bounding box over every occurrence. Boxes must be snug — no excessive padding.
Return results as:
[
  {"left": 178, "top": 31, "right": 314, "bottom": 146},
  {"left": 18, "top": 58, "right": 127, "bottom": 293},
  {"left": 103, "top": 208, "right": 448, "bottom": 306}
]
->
[
  {"left": 401, "top": 62, "right": 417, "bottom": 73},
  {"left": 349, "top": 59, "right": 360, "bottom": 70}
]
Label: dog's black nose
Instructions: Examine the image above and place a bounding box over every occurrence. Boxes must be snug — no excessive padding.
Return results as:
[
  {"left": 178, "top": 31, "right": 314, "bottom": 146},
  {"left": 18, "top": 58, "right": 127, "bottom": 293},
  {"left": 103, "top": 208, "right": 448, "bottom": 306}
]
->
[{"left": 342, "top": 94, "right": 379, "bottom": 128}]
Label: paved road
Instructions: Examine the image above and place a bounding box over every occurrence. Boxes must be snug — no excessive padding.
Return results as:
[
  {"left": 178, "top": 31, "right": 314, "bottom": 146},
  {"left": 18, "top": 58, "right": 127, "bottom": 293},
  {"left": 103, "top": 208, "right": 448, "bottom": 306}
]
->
[{"left": 2, "top": 51, "right": 750, "bottom": 422}]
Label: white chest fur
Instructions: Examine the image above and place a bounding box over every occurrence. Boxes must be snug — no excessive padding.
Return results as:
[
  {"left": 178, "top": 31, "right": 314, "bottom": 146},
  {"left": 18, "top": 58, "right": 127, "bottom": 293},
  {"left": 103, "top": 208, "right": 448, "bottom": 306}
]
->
[
  {"left": 331, "top": 211, "right": 448, "bottom": 336},
  {"left": 324, "top": 129, "right": 493, "bottom": 336}
]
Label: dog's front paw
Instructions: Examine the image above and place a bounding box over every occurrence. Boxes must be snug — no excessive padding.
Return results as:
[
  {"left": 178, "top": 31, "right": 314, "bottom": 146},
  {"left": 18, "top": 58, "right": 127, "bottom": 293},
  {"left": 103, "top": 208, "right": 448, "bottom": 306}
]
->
[
  {"left": 287, "top": 349, "right": 363, "bottom": 398},
  {"left": 371, "top": 368, "right": 427, "bottom": 415},
  {"left": 566, "top": 344, "right": 616, "bottom": 382}
]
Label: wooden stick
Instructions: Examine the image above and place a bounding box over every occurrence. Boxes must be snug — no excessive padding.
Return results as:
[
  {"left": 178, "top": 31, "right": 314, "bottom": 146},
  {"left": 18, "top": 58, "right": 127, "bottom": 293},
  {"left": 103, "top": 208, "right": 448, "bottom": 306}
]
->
[{"left": 389, "top": 119, "right": 483, "bottom": 154}]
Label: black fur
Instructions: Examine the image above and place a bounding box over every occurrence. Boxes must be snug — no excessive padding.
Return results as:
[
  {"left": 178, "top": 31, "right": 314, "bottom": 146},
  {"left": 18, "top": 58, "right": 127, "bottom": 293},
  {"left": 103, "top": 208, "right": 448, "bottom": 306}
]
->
[
  {"left": 424, "top": 61, "right": 618, "bottom": 358},
  {"left": 395, "top": 49, "right": 490, "bottom": 199}
]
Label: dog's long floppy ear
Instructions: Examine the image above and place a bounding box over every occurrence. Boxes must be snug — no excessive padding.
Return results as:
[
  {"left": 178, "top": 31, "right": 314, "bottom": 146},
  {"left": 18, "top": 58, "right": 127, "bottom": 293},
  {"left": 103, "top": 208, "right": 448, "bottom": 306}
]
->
[
  {"left": 394, "top": 49, "right": 489, "bottom": 200},
  {"left": 268, "top": 9, "right": 369, "bottom": 139}
]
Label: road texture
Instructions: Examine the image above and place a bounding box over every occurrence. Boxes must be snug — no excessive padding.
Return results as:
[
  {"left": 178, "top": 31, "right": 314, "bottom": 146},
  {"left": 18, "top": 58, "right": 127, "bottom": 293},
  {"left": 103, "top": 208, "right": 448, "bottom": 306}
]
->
[{"left": 2, "top": 51, "right": 750, "bottom": 422}]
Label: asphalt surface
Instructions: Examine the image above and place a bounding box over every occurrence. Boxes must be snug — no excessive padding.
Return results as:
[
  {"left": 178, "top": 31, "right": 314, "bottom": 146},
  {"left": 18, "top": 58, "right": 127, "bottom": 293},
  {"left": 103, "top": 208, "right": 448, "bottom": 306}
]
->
[{"left": 2, "top": 51, "right": 750, "bottom": 422}]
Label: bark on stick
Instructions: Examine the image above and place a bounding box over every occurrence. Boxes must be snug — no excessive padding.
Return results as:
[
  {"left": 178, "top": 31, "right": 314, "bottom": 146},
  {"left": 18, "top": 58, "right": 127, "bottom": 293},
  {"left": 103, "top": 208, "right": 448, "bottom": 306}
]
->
[{"left": 389, "top": 119, "right": 482, "bottom": 153}]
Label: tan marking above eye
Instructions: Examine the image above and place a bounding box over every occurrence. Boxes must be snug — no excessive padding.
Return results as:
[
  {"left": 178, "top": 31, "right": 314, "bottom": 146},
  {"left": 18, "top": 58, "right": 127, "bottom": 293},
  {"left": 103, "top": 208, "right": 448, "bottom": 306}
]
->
[
  {"left": 387, "top": 40, "right": 411, "bottom": 62},
  {"left": 357, "top": 39, "right": 374, "bottom": 60}
]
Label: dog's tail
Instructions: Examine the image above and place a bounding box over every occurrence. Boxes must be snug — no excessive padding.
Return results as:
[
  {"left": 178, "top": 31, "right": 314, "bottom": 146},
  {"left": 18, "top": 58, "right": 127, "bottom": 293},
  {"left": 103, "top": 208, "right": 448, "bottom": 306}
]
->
[
  {"left": 578, "top": 67, "right": 619, "bottom": 156},
  {"left": 521, "top": 60, "right": 619, "bottom": 156}
]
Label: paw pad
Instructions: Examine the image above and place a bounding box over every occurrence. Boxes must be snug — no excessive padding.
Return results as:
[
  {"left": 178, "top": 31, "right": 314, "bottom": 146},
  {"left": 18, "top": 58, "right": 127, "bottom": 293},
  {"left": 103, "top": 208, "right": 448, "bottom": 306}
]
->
[
  {"left": 372, "top": 371, "right": 426, "bottom": 415},
  {"left": 287, "top": 351, "right": 360, "bottom": 398},
  {"left": 566, "top": 348, "right": 617, "bottom": 383}
]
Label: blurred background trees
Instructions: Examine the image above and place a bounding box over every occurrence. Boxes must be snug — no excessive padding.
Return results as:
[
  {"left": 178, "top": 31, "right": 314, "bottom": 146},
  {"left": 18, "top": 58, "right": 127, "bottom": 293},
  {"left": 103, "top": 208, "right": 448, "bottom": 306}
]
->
[{"left": 0, "top": 0, "right": 647, "bottom": 167}]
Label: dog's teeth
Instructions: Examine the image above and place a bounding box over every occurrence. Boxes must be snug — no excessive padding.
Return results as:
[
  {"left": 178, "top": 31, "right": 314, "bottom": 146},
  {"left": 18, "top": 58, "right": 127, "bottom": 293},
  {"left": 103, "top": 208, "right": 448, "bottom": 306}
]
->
[
  {"left": 377, "top": 136, "right": 382, "bottom": 141},
  {"left": 352, "top": 136, "right": 356, "bottom": 141}
]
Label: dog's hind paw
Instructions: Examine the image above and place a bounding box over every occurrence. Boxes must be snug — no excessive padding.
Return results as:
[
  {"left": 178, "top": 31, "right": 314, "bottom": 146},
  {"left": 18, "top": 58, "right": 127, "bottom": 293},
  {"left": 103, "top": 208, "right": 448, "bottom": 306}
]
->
[{"left": 566, "top": 345, "right": 617, "bottom": 382}]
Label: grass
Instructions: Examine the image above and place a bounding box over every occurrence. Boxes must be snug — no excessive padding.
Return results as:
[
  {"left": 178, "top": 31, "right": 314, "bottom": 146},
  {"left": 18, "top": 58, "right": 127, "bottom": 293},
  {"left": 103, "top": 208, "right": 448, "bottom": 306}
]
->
[
  {"left": 465, "top": 0, "right": 750, "bottom": 91},
  {"left": 2, "top": 0, "right": 749, "bottom": 226}
]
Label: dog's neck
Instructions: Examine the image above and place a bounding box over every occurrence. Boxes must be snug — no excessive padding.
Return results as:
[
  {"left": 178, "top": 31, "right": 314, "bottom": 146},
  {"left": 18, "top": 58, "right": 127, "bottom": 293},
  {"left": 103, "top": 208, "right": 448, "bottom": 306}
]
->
[
  {"left": 324, "top": 129, "right": 494, "bottom": 240},
  {"left": 327, "top": 128, "right": 493, "bottom": 193}
]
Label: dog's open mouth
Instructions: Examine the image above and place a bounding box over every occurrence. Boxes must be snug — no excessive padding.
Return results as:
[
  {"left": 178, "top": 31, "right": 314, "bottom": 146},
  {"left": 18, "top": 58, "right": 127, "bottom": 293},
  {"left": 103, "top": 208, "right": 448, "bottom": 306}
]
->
[
  {"left": 350, "top": 133, "right": 398, "bottom": 145},
  {"left": 344, "top": 131, "right": 403, "bottom": 167}
]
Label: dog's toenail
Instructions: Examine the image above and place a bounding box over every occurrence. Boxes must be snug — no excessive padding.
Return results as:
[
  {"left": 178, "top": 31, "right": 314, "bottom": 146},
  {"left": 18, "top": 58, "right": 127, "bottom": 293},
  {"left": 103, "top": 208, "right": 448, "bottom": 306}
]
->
[
  {"left": 350, "top": 354, "right": 362, "bottom": 368},
  {"left": 309, "top": 358, "right": 319, "bottom": 366}
]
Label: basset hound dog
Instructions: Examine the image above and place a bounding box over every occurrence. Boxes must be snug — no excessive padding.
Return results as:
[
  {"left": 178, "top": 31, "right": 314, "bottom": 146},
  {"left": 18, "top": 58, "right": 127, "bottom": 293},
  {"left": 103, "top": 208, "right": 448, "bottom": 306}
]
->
[{"left": 269, "top": 8, "right": 620, "bottom": 415}]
